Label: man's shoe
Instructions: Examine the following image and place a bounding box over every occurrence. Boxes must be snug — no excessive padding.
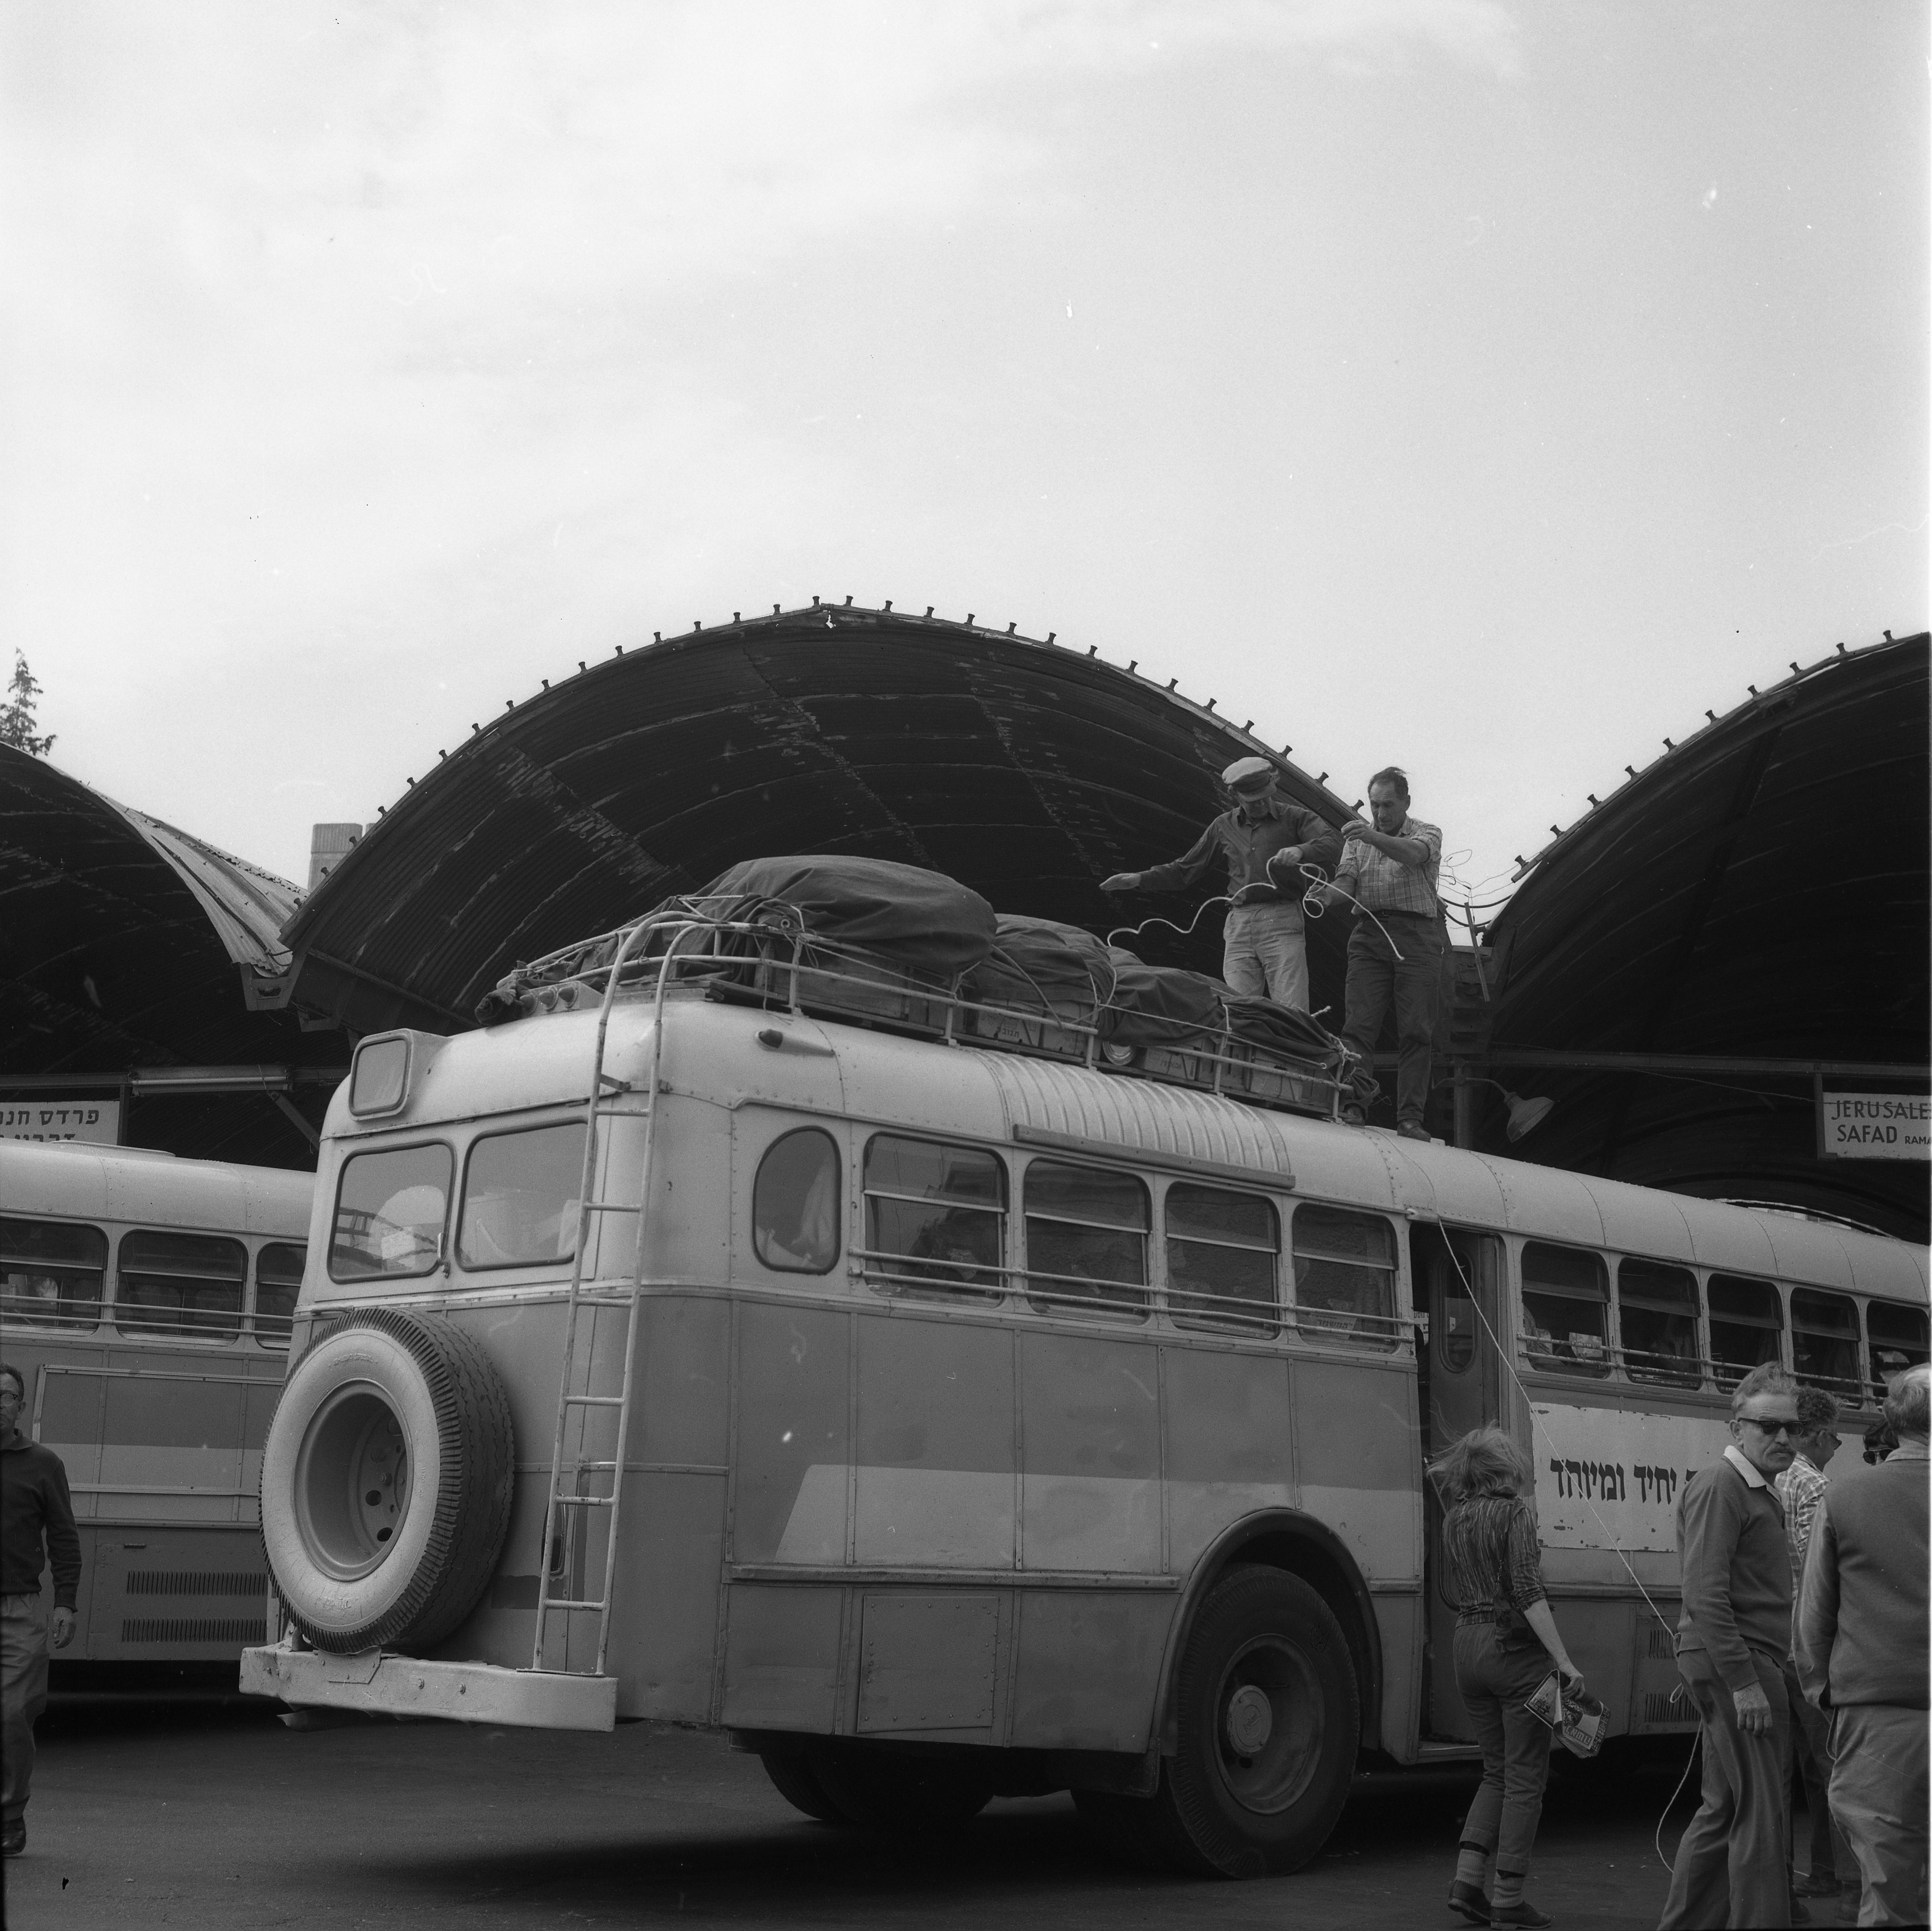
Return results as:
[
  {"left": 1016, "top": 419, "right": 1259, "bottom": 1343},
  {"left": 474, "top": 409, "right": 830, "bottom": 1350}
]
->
[
  {"left": 1396, "top": 1121, "right": 1431, "bottom": 1142},
  {"left": 1489, "top": 1906, "right": 1553, "bottom": 1930},
  {"left": 1, "top": 1821, "right": 23, "bottom": 1858},
  {"left": 1792, "top": 1871, "right": 1840, "bottom": 1898},
  {"left": 1447, "top": 1878, "right": 1492, "bottom": 1923}
]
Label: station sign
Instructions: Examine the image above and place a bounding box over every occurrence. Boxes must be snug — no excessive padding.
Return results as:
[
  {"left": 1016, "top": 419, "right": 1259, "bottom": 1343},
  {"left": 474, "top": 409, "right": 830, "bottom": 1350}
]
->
[
  {"left": 3, "top": 1099, "right": 123, "bottom": 1146},
  {"left": 1817, "top": 1091, "right": 1930, "bottom": 1162}
]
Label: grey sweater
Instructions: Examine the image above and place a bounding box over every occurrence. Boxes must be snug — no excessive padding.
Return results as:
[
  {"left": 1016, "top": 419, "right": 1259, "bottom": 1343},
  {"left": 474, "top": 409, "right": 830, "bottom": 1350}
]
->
[
  {"left": 1795, "top": 1443, "right": 1929, "bottom": 1710},
  {"left": 1675, "top": 1451, "right": 1791, "bottom": 1692}
]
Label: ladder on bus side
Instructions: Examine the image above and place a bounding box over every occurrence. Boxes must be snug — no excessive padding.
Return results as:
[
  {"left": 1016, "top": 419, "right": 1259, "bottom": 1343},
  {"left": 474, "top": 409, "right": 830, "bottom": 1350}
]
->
[{"left": 528, "top": 920, "right": 673, "bottom": 1681}]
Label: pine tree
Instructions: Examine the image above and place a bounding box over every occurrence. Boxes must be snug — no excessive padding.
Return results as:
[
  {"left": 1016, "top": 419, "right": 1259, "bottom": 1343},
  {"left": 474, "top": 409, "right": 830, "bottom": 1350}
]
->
[{"left": 1, "top": 651, "right": 55, "bottom": 756}]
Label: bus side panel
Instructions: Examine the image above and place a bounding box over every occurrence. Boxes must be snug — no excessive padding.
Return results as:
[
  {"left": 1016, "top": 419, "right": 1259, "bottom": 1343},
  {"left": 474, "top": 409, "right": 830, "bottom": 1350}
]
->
[
  {"left": 33, "top": 1361, "right": 107, "bottom": 1506},
  {"left": 730, "top": 1301, "right": 851, "bottom": 1566},
  {"left": 98, "top": 1364, "right": 249, "bottom": 1522},
  {"left": 84, "top": 1529, "right": 274, "bottom": 1659},
  {"left": 1160, "top": 1347, "right": 1293, "bottom": 1570},
  {"left": 1018, "top": 1332, "right": 1161, "bottom": 1573},
  {"left": 855, "top": 1313, "right": 1014, "bottom": 1569},
  {"left": 1008, "top": 1589, "right": 1173, "bottom": 1752},
  {"left": 718, "top": 1585, "right": 844, "bottom": 1731},
  {"left": 608, "top": 1294, "right": 731, "bottom": 1721}
]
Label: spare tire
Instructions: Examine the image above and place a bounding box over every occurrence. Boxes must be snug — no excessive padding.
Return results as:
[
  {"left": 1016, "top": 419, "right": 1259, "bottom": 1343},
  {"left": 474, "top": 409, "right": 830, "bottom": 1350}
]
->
[{"left": 261, "top": 1308, "right": 513, "bottom": 1654}]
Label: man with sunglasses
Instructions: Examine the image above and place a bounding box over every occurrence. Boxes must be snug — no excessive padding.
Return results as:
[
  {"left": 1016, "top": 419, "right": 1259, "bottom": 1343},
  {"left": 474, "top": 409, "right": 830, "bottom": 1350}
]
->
[{"left": 1660, "top": 1362, "right": 1805, "bottom": 1929}]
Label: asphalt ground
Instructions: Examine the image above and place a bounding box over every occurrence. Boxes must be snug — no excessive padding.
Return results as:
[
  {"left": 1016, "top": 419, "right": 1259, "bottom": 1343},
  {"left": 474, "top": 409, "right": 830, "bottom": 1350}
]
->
[{"left": 3, "top": 1701, "right": 1851, "bottom": 1930}]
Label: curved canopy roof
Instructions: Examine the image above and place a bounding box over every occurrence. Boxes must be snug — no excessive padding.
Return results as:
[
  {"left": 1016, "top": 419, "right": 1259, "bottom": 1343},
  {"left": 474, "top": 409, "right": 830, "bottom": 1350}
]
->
[
  {"left": 282, "top": 603, "right": 1363, "bottom": 1035},
  {"left": 1479, "top": 632, "right": 1929, "bottom": 1240},
  {"left": 0, "top": 744, "right": 337, "bottom": 1165}
]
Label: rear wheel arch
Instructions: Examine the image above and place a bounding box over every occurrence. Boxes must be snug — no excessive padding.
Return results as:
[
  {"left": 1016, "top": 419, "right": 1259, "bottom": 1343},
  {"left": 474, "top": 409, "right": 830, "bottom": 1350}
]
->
[{"left": 1158, "top": 1511, "right": 1383, "bottom": 1756}]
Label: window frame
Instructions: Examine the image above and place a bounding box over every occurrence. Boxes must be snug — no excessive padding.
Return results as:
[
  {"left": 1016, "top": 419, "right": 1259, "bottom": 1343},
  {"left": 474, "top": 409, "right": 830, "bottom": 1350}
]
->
[
  {"left": 454, "top": 1116, "right": 589, "bottom": 1274},
  {"left": 0, "top": 1215, "right": 109, "bottom": 1332},
  {"left": 1705, "top": 1272, "right": 1787, "bottom": 1388},
  {"left": 1021, "top": 1156, "right": 1152, "bottom": 1322},
  {"left": 860, "top": 1131, "right": 1009, "bottom": 1303},
  {"left": 751, "top": 1126, "right": 844, "bottom": 1277},
  {"left": 252, "top": 1239, "right": 307, "bottom": 1349},
  {"left": 1517, "top": 1239, "right": 1612, "bottom": 1379},
  {"left": 1288, "top": 1201, "right": 1401, "bottom": 1352},
  {"left": 1789, "top": 1284, "right": 1865, "bottom": 1400},
  {"left": 114, "top": 1227, "right": 249, "bottom": 1343},
  {"left": 1614, "top": 1255, "right": 1705, "bottom": 1391},
  {"left": 327, "top": 1138, "right": 455, "bottom": 1284},
  {"left": 1864, "top": 1296, "right": 1930, "bottom": 1399},
  {"left": 1161, "top": 1179, "right": 1281, "bottom": 1338}
]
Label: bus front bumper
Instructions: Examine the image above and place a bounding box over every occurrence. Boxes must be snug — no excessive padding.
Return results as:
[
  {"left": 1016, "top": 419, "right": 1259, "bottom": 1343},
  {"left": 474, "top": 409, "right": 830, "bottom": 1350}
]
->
[{"left": 240, "top": 1642, "right": 618, "bottom": 1732}]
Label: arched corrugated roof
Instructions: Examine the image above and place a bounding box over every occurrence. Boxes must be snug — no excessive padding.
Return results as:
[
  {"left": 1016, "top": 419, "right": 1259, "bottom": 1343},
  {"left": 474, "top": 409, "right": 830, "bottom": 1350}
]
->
[
  {"left": 1477, "top": 632, "right": 1929, "bottom": 1240},
  {"left": 280, "top": 603, "right": 1362, "bottom": 1036},
  {"left": 0, "top": 744, "right": 339, "bottom": 1165}
]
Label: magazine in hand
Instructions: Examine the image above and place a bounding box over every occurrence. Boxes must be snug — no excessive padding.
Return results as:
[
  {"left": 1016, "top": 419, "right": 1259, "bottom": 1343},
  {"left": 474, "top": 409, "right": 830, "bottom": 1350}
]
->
[{"left": 1523, "top": 1670, "right": 1608, "bottom": 1759}]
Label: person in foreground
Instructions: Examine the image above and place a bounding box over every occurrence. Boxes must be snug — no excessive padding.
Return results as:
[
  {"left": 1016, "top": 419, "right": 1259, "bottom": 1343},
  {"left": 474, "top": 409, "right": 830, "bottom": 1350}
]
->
[
  {"left": 1794, "top": 1363, "right": 1930, "bottom": 1928},
  {"left": 1, "top": 1359, "right": 82, "bottom": 1859},
  {"left": 1435, "top": 1425, "right": 1582, "bottom": 1929},
  {"left": 1658, "top": 1361, "right": 1803, "bottom": 1930}
]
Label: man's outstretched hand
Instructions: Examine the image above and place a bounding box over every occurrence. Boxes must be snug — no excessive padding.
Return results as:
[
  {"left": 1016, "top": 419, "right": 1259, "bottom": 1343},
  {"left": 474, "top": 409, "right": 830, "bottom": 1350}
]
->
[{"left": 1100, "top": 872, "right": 1141, "bottom": 893}]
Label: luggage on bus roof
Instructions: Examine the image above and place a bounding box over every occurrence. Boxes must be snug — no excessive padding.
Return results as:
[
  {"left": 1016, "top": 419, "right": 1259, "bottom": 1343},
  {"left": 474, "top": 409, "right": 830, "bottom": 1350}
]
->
[{"left": 1100, "top": 949, "right": 1228, "bottom": 1049}]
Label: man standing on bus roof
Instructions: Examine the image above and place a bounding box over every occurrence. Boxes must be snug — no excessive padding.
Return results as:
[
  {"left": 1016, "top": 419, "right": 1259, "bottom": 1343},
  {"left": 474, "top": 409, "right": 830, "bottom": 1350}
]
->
[
  {"left": 1316, "top": 766, "right": 1444, "bottom": 1141},
  {"left": 1794, "top": 1364, "right": 1930, "bottom": 1930},
  {"left": 1101, "top": 756, "right": 1340, "bottom": 1011},
  {"left": 1658, "top": 1361, "right": 1803, "bottom": 1930},
  {"left": 1, "top": 1361, "right": 80, "bottom": 1859}
]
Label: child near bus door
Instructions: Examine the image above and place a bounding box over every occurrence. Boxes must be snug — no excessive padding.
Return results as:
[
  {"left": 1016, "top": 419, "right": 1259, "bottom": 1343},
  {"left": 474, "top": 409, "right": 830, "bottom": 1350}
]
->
[{"left": 1434, "top": 1426, "right": 1585, "bottom": 1930}]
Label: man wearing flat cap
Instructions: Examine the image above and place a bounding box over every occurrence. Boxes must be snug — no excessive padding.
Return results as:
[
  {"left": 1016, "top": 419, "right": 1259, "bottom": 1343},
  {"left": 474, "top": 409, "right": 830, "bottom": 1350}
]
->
[{"left": 1102, "top": 757, "right": 1341, "bottom": 1011}]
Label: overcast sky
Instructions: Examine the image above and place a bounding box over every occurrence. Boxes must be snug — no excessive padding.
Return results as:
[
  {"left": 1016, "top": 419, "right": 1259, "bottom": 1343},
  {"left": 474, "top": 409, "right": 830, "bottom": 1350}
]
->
[{"left": 5, "top": 0, "right": 1925, "bottom": 917}]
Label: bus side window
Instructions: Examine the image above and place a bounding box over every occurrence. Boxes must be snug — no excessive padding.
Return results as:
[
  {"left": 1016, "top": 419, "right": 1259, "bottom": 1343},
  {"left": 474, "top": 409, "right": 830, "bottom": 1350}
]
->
[
  {"left": 458, "top": 1121, "right": 588, "bottom": 1270},
  {"left": 1291, "top": 1205, "right": 1398, "bottom": 1350},
  {"left": 1791, "top": 1288, "right": 1863, "bottom": 1403},
  {"left": 1866, "top": 1299, "right": 1929, "bottom": 1401},
  {"left": 329, "top": 1143, "right": 453, "bottom": 1281},
  {"left": 1708, "top": 1274, "right": 1783, "bottom": 1387},
  {"left": 862, "top": 1134, "right": 1005, "bottom": 1301},
  {"left": 0, "top": 1217, "right": 106, "bottom": 1330},
  {"left": 118, "top": 1230, "right": 246, "bottom": 1340},
  {"left": 254, "top": 1241, "right": 307, "bottom": 1348},
  {"left": 1617, "top": 1259, "right": 1701, "bottom": 1389},
  {"left": 1165, "top": 1183, "right": 1278, "bottom": 1337},
  {"left": 1023, "top": 1161, "right": 1149, "bottom": 1320},
  {"left": 753, "top": 1129, "right": 842, "bottom": 1274},
  {"left": 1519, "top": 1242, "right": 1610, "bottom": 1377}
]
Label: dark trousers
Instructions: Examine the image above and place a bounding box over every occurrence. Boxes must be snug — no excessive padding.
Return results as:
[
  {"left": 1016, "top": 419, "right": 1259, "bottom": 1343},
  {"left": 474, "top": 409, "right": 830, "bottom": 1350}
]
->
[
  {"left": 1784, "top": 1661, "right": 1845, "bottom": 1882},
  {"left": 1659, "top": 1647, "right": 1792, "bottom": 1928},
  {"left": 1342, "top": 911, "right": 1443, "bottom": 1126},
  {"left": 1452, "top": 1621, "right": 1555, "bottom": 1879}
]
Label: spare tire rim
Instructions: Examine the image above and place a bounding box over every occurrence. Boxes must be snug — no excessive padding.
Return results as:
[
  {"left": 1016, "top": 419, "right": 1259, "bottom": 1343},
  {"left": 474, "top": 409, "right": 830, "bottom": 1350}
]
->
[
  {"left": 1212, "top": 1634, "right": 1323, "bottom": 1815},
  {"left": 293, "top": 1380, "right": 414, "bottom": 1582}
]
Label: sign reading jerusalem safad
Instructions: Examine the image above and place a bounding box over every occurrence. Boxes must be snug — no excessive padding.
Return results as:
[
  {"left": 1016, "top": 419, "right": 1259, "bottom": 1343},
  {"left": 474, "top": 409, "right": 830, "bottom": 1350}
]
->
[
  {"left": 1818, "top": 1091, "right": 1931, "bottom": 1162},
  {"left": 1531, "top": 1405, "right": 1732, "bottom": 1553},
  {"left": 2, "top": 1100, "right": 122, "bottom": 1145}
]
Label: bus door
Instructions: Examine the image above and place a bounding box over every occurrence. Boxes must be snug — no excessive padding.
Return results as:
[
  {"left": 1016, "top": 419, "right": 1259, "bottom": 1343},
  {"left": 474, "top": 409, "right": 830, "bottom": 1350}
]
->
[{"left": 1411, "top": 1221, "right": 1504, "bottom": 1741}]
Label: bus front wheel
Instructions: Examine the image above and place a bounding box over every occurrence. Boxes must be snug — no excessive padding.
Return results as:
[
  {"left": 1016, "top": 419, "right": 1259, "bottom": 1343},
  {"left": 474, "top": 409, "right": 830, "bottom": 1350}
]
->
[
  {"left": 758, "top": 1753, "right": 854, "bottom": 1826},
  {"left": 1078, "top": 1564, "right": 1358, "bottom": 1878}
]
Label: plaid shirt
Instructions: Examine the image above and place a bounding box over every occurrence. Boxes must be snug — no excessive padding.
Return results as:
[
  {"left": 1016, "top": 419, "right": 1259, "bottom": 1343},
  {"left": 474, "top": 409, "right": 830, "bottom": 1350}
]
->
[
  {"left": 1774, "top": 1453, "right": 1830, "bottom": 1591},
  {"left": 1336, "top": 814, "right": 1442, "bottom": 917},
  {"left": 1441, "top": 1493, "right": 1546, "bottom": 1618}
]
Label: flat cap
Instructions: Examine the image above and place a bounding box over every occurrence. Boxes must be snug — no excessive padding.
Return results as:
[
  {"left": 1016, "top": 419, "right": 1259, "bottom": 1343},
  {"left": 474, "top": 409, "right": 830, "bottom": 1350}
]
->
[{"left": 1221, "top": 756, "right": 1277, "bottom": 794}]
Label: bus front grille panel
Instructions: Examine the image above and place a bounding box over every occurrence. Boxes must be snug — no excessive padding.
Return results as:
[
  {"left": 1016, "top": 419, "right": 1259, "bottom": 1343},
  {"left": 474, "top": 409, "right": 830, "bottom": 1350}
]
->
[
  {"left": 125, "top": 1570, "right": 269, "bottom": 1599},
  {"left": 121, "top": 1616, "right": 269, "bottom": 1644}
]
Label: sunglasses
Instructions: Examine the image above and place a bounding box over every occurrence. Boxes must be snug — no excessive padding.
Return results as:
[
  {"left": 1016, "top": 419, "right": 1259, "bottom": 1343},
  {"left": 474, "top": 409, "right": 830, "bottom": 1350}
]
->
[{"left": 1739, "top": 1418, "right": 1801, "bottom": 1439}]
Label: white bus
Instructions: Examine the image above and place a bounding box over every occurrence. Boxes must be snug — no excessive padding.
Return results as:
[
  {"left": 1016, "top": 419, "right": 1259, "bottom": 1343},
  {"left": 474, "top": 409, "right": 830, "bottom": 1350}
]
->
[
  {"left": 1, "top": 1142, "right": 313, "bottom": 1670},
  {"left": 242, "top": 895, "right": 1928, "bottom": 1875}
]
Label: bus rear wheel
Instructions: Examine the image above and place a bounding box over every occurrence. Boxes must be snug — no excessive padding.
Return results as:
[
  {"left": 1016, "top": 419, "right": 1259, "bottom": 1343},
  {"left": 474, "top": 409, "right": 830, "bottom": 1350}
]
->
[
  {"left": 261, "top": 1309, "right": 514, "bottom": 1654},
  {"left": 1077, "top": 1565, "right": 1358, "bottom": 1878},
  {"left": 807, "top": 1744, "right": 992, "bottom": 1833},
  {"left": 758, "top": 1753, "right": 854, "bottom": 1826}
]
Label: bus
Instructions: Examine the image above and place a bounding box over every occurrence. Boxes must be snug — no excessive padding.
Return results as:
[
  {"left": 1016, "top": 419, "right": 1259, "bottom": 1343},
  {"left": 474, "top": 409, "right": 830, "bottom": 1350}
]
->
[
  {"left": 0, "top": 1141, "right": 313, "bottom": 1675},
  {"left": 241, "top": 894, "right": 1929, "bottom": 1876}
]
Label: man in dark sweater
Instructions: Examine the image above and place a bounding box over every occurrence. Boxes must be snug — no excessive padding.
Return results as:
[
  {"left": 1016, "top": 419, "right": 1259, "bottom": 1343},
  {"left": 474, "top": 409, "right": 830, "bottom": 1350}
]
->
[
  {"left": 1796, "top": 1364, "right": 1930, "bottom": 1928},
  {"left": 1, "top": 1361, "right": 82, "bottom": 1859},
  {"left": 1659, "top": 1361, "right": 1803, "bottom": 1930}
]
